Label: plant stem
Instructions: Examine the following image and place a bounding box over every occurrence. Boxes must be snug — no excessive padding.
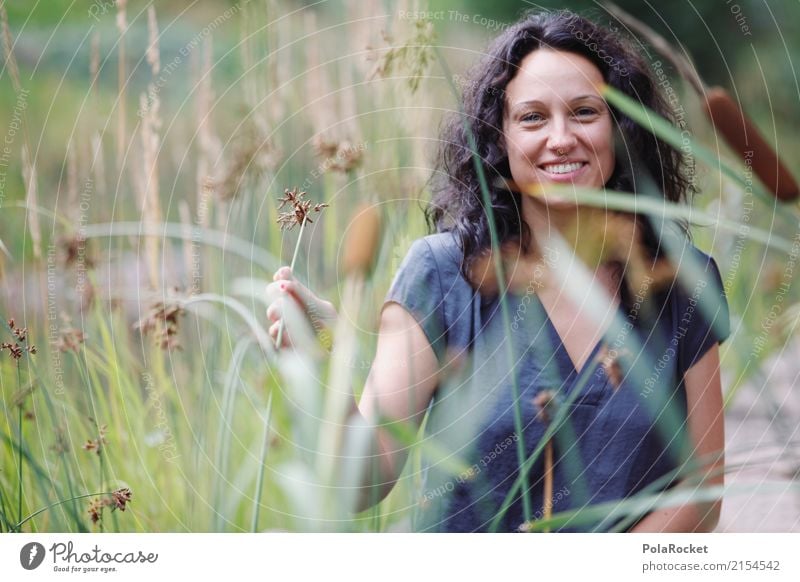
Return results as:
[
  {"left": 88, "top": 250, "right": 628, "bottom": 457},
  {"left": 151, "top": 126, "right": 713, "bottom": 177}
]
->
[
  {"left": 99, "top": 451, "right": 104, "bottom": 533},
  {"left": 17, "top": 363, "right": 22, "bottom": 529},
  {"left": 251, "top": 393, "right": 273, "bottom": 532},
  {"left": 15, "top": 492, "right": 113, "bottom": 531},
  {"left": 275, "top": 217, "right": 307, "bottom": 349},
  {"left": 543, "top": 440, "right": 553, "bottom": 532}
]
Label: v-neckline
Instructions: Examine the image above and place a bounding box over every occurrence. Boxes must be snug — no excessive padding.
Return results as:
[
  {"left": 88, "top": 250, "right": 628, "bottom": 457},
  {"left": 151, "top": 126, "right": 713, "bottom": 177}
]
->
[{"left": 537, "top": 296, "right": 609, "bottom": 377}]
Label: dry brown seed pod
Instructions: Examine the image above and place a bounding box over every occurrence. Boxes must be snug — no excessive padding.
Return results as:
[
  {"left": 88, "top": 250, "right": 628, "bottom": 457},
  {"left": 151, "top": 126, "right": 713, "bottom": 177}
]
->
[
  {"left": 705, "top": 87, "right": 799, "bottom": 201},
  {"left": 342, "top": 204, "right": 381, "bottom": 277}
]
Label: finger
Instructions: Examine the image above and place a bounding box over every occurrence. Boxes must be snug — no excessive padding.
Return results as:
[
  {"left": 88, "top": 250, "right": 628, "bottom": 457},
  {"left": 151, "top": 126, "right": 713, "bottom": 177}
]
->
[
  {"left": 266, "top": 302, "right": 281, "bottom": 323},
  {"left": 272, "top": 266, "right": 293, "bottom": 282},
  {"left": 269, "top": 320, "right": 292, "bottom": 349},
  {"left": 265, "top": 280, "right": 291, "bottom": 304},
  {"left": 281, "top": 279, "right": 322, "bottom": 313}
]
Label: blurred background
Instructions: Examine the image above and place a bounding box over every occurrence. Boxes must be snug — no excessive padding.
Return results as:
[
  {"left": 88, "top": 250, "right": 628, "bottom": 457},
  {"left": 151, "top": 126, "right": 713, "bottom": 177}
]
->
[{"left": 0, "top": 0, "right": 798, "bottom": 532}]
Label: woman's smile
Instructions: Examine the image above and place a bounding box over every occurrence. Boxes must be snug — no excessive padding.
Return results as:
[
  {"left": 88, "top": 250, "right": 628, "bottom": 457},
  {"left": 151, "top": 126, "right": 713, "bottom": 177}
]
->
[{"left": 538, "top": 160, "right": 589, "bottom": 181}]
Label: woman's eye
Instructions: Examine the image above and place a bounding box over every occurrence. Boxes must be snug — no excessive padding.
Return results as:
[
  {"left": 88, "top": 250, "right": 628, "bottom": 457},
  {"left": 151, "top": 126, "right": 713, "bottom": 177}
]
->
[
  {"left": 521, "top": 112, "right": 544, "bottom": 123},
  {"left": 574, "top": 107, "right": 598, "bottom": 118}
]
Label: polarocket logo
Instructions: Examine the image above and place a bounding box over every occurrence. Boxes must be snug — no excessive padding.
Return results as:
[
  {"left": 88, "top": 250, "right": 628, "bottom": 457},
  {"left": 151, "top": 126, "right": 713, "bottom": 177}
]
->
[{"left": 20, "top": 542, "right": 46, "bottom": 570}]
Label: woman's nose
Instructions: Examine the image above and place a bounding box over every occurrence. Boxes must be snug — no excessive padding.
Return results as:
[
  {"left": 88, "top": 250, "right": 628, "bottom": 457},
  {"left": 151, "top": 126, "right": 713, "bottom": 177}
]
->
[{"left": 546, "top": 119, "right": 578, "bottom": 154}]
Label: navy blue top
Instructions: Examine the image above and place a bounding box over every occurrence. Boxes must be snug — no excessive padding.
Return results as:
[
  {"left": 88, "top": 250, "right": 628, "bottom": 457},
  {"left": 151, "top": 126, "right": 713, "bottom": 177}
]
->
[{"left": 384, "top": 232, "right": 730, "bottom": 532}]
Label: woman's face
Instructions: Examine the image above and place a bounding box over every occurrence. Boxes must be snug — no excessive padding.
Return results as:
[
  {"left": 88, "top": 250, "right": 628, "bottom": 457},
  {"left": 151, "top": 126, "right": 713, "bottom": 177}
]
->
[{"left": 502, "top": 49, "right": 615, "bottom": 200}]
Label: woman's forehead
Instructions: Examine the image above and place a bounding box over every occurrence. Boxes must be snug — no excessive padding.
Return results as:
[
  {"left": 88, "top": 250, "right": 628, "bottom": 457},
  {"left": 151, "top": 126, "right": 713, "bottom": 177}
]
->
[{"left": 505, "top": 49, "right": 604, "bottom": 101}]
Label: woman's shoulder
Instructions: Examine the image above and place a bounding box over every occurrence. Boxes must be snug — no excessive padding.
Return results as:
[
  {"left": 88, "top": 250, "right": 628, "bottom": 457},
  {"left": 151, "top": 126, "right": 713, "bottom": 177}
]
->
[
  {"left": 669, "top": 243, "right": 726, "bottom": 302},
  {"left": 664, "top": 241, "right": 730, "bottom": 373},
  {"left": 415, "top": 231, "right": 464, "bottom": 261},
  {"left": 386, "top": 232, "right": 473, "bottom": 366},
  {"left": 402, "top": 231, "right": 466, "bottom": 281}
]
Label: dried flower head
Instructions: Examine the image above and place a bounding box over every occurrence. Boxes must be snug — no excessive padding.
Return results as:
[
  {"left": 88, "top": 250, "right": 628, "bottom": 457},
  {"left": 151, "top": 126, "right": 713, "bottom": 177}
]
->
[
  {"left": 87, "top": 498, "right": 103, "bottom": 525},
  {"left": 109, "top": 487, "right": 133, "bottom": 512},
  {"left": 87, "top": 488, "right": 133, "bottom": 526},
  {"left": 2, "top": 318, "right": 36, "bottom": 361},
  {"left": 58, "top": 232, "right": 95, "bottom": 270},
  {"left": 533, "top": 390, "right": 559, "bottom": 424},
  {"left": 276, "top": 187, "right": 328, "bottom": 231},
  {"left": 216, "top": 124, "right": 282, "bottom": 202},
  {"left": 311, "top": 135, "right": 364, "bottom": 174},
  {"left": 367, "top": 20, "right": 435, "bottom": 94},
  {"left": 311, "top": 135, "right": 339, "bottom": 159},
  {"left": 56, "top": 326, "right": 86, "bottom": 353},
  {"left": 82, "top": 423, "right": 108, "bottom": 456},
  {"left": 596, "top": 346, "right": 631, "bottom": 390},
  {"left": 134, "top": 289, "right": 185, "bottom": 350},
  {"left": 1, "top": 342, "right": 22, "bottom": 360}
]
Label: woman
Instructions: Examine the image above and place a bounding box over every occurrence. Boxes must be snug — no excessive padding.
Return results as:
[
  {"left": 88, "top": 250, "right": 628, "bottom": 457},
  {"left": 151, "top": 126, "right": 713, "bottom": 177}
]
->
[{"left": 266, "top": 10, "right": 729, "bottom": 532}]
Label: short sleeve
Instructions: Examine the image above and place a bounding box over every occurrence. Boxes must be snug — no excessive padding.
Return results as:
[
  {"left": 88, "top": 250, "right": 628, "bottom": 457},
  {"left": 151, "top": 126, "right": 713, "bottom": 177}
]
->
[
  {"left": 384, "top": 238, "right": 448, "bottom": 366},
  {"left": 676, "top": 251, "right": 731, "bottom": 374}
]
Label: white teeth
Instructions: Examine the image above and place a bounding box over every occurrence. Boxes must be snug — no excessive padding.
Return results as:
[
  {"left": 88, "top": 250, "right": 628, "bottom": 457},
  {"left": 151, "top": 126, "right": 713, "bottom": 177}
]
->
[{"left": 543, "top": 162, "right": 583, "bottom": 174}]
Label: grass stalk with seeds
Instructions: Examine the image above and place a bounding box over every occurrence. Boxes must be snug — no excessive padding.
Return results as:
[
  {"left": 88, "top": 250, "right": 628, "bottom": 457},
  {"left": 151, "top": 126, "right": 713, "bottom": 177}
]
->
[
  {"left": 274, "top": 187, "right": 328, "bottom": 350},
  {"left": 532, "top": 390, "right": 559, "bottom": 533},
  {"left": 2, "top": 318, "right": 36, "bottom": 530}
]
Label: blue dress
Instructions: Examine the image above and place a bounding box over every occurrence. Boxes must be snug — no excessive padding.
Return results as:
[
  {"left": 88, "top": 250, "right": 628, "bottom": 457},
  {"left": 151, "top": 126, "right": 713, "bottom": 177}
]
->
[{"left": 384, "top": 232, "right": 730, "bottom": 532}]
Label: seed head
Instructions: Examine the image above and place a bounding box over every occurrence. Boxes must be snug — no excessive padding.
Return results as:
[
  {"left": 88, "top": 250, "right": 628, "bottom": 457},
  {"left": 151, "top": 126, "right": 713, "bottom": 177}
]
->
[
  {"left": 342, "top": 203, "right": 381, "bottom": 276},
  {"left": 87, "top": 488, "right": 133, "bottom": 526},
  {"left": 2, "top": 317, "right": 36, "bottom": 361},
  {"left": 134, "top": 289, "right": 185, "bottom": 351},
  {"left": 311, "top": 135, "right": 363, "bottom": 173},
  {"left": 596, "top": 346, "right": 631, "bottom": 390},
  {"left": 109, "top": 487, "right": 133, "bottom": 512},
  {"left": 367, "top": 20, "right": 435, "bottom": 94},
  {"left": 56, "top": 326, "right": 85, "bottom": 353},
  {"left": 533, "top": 390, "right": 559, "bottom": 424},
  {"left": 276, "top": 187, "right": 328, "bottom": 231},
  {"left": 87, "top": 498, "right": 103, "bottom": 525},
  {"left": 82, "top": 423, "right": 108, "bottom": 456}
]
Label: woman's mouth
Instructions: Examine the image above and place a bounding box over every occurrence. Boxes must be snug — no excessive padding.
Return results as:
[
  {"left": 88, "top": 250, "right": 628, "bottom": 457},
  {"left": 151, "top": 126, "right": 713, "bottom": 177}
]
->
[{"left": 539, "top": 161, "right": 587, "bottom": 178}]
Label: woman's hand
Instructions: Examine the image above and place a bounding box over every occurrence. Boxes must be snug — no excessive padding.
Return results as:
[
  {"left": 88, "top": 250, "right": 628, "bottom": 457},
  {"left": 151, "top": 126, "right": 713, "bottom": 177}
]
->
[{"left": 265, "top": 266, "right": 338, "bottom": 351}]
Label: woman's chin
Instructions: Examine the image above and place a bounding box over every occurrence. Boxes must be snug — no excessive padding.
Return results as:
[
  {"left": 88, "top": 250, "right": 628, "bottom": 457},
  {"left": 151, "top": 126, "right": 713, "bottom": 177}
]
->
[{"left": 533, "top": 191, "right": 580, "bottom": 210}]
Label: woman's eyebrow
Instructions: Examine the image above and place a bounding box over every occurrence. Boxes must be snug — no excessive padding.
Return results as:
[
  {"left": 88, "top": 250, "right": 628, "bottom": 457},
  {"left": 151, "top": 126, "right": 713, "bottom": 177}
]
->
[
  {"left": 570, "top": 94, "right": 605, "bottom": 104},
  {"left": 509, "top": 99, "right": 546, "bottom": 112},
  {"left": 509, "top": 94, "right": 605, "bottom": 111}
]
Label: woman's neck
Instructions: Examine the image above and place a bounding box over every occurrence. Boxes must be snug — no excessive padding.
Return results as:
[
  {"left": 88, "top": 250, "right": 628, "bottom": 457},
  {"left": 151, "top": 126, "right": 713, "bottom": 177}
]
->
[
  {"left": 522, "top": 196, "right": 611, "bottom": 267},
  {"left": 521, "top": 196, "right": 623, "bottom": 306}
]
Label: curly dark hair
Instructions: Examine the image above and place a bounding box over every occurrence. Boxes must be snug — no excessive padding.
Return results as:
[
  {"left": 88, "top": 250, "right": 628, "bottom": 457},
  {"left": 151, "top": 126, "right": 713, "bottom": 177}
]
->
[{"left": 427, "top": 9, "right": 695, "bottom": 289}]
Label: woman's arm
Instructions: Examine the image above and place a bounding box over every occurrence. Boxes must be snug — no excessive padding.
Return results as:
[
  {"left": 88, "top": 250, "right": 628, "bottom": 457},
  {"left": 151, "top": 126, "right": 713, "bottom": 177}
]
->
[
  {"left": 266, "top": 269, "right": 440, "bottom": 510},
  {"left": 352, "top": 302, "right": 441, "bottom": 511},
  {"left": 630, "top": 343, "right": 725, "bottom": 532}
]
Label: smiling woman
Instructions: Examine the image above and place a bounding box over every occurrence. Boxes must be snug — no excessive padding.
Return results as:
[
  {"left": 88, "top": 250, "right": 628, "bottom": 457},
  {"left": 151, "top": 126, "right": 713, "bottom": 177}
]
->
[{"left": 266, "top": 9, "right": 730, "bottom": 533}]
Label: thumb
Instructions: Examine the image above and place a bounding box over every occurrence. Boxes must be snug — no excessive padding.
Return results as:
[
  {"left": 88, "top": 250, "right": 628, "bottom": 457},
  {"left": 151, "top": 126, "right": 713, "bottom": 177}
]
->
[{"left": 266, "top": 274, "right": 333, "bottom": 323}]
